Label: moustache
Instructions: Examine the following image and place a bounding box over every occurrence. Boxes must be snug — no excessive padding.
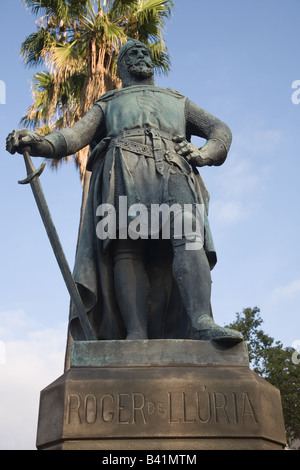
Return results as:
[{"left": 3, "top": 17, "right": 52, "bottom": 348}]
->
[{"left": 129, "top": 60, "right": 154, "bottom": 70}]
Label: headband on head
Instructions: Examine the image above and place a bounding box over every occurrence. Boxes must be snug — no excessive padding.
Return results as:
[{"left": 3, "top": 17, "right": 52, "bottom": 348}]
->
[{"left": 117, "top": 39, "right": 151, "bottom": 64}]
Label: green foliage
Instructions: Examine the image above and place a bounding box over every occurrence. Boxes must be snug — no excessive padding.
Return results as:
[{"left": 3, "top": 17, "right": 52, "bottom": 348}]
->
[
  {"left": 20, "top": 70, "right": 84, "bottom": 132},
  {"left": 20, "top": 0, "right": 174, "bottom": 180},
  {"left": 227, "top": 307, "right": 300, "bottom": 445},
  {"left": 21, "top": 0, "right": 174, "bottom": 73}
]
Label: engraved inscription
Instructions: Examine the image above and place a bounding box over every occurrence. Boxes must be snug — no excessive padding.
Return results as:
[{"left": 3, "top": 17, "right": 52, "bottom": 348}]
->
[{"left": 66, "top": 387, "right": 258, "bottom": 427}]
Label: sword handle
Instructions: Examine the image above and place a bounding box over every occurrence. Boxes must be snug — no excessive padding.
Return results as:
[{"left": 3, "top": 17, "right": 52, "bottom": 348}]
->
[{"left": 18, "top": 149, "right": 46, "bottom": 185}]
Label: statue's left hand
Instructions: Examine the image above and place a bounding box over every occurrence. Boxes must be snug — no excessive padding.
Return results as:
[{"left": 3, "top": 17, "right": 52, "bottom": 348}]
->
[{"left": 173, "top": 135, "right": 206, "bottom": 166}]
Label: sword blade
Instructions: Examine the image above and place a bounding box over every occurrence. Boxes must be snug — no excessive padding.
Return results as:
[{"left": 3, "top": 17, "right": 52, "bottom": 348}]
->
[{"left": 20, "top": 150, "right": 96, "bottom": 341}]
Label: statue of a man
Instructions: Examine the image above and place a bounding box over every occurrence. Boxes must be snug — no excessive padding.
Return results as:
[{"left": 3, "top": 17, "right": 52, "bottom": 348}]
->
[{"left": 6, "top": 39, "right": 243, "bottom": 344}]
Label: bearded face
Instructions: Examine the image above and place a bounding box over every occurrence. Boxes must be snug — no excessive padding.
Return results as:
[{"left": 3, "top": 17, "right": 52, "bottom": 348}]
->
[
  {"left": 118, "top": 45, "right": 154, "bottom": 85},
  {"left": 125, "top": 46, "right": 154, "bottom": 78}
]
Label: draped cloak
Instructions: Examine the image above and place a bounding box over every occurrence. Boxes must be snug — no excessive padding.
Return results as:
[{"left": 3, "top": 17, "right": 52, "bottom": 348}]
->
[{"left": 69, "top": 85, "right": 222, "bottom": 340}]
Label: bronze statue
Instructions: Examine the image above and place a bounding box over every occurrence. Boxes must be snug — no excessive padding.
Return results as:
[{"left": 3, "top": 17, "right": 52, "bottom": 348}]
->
[{"left": 6, "top": 39, "right": 243, "bottom": 344}]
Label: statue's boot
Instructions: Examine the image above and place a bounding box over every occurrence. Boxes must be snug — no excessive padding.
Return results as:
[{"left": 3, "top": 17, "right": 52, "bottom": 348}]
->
[
  {"left": 113, "top": 239, "right": 149, "bottom": 340},
  {"left": 190, "top": 314, "right": 244, "bottom": 343},
  {"left": 172, "top": 243, "right": 243, "bottom": 344}
]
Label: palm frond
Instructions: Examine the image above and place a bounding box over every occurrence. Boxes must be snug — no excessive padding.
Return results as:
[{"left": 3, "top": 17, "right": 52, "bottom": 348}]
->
[
  {"left": 20, "top": 68, "right": 83, "bottom": 131},
  {"left": 108, "top": 0, "right": 138, "bottom": 19},
  {"left": 149, "top": 41, "right": 171, "bottom": 74},
  {"left": 95, "top": 17, "right": 126, "bottom": 44},
  {"left": 137, "top": 0, "right": 174, "bottom": 18},
  {"left": 22, "top": 0, "right": 87, "bottom": 19},
  {"left": 49, "top": 40, "right": 84, "bottom": 74},
  {"left": 20, "top": 30, "right": 57, "bottom": 67}
]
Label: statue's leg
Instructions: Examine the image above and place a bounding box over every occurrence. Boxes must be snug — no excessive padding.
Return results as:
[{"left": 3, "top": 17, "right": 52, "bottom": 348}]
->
[
  {"left": 112, "top": 239, "right": 149, "bottom": 339},
  {"left": 172, "top": 241, "right": 212, "bottom": 318},
  {"left": 171, "top": 210, "right": 243, "bottom": 343}
]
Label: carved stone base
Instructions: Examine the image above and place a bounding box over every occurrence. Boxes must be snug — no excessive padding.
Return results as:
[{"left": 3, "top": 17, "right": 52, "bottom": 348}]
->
[{"left": 36, "top": 340, "right": 286, "bottom": 450}]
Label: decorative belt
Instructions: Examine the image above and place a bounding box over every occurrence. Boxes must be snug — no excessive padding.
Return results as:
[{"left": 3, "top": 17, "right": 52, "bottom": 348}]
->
[
  {"left": 109, "top": 132, "right": 192, "bottom": 176},
  {"left": 118, "top": 128, "right": 175, "bottom": 141},
  {"left": 110, "top": 127, "right": 178, "bottom": 176},
  {"left": 109, "top": 137, "right": 154, "bottom": 158}
]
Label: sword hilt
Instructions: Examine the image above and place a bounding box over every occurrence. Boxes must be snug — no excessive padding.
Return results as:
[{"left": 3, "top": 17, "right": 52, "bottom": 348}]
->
[{"left": 18, "top": 148, "right": 46, "bottom": 185}]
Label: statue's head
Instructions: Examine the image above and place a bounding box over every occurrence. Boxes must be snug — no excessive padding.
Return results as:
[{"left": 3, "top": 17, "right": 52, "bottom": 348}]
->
[{"left": 117, "top": 39, "right": 154, "bottom": 87}]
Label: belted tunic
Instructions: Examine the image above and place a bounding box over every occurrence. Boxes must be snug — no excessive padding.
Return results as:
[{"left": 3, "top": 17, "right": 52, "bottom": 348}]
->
[{"left": 47, "top": 85, "right": 232, "bottom": 340}]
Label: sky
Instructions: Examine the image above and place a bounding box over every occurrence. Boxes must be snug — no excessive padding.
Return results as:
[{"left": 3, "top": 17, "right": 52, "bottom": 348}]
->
[{"left": 0, "top": 0, "right": 300, "bottom": 450}]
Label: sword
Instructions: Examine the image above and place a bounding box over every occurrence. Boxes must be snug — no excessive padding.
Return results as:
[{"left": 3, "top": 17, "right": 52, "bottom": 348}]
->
[{"left": 18, "top": 148, "right": 96, "bottom": 341}]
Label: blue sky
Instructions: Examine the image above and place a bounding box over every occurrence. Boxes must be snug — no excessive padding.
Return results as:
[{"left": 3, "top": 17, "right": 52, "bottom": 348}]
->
[{"left": 0, "top": 0, "right": 300, "bottom": 449}]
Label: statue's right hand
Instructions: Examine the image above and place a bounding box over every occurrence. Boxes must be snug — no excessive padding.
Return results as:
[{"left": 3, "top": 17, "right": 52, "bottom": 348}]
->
[{"left": 6, "top": 129, "right": 50, "bottom": 156}]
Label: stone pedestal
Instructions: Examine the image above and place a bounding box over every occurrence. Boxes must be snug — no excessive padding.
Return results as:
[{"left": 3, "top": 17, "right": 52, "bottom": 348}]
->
[{"left": 36, "top": 340, "right": 286, "bottom": 450}]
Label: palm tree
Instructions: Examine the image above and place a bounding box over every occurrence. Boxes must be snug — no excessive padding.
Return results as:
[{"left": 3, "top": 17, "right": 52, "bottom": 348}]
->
[{"left": 20, "top": 0, "right": 174, "bottom": 183}]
